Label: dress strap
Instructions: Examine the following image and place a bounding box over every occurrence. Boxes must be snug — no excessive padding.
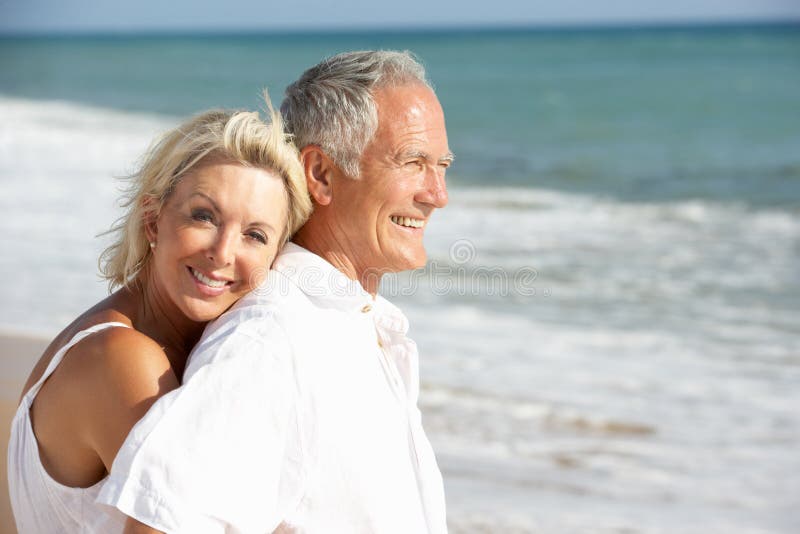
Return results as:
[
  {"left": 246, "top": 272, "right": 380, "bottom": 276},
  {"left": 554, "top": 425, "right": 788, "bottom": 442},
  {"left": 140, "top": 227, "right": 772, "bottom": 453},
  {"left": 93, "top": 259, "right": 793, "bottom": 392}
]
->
[{"left": 23, "top": 322, "right": 131, "bottom": 404}]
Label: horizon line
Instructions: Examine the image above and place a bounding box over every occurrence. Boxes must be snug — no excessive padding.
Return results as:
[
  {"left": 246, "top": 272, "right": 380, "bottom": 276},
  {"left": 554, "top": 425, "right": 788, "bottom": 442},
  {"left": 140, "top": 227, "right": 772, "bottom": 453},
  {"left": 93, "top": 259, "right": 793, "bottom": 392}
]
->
[{"left": 1, "top": 17, "right": 799, "bottom": 39}]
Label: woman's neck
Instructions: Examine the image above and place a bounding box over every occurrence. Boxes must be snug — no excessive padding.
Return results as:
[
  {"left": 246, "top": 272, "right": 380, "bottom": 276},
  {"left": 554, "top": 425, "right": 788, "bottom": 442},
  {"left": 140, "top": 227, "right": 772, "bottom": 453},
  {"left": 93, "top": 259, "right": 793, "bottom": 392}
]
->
[{"left": 124, "top": 278, "right": 206, "bottom": 381}]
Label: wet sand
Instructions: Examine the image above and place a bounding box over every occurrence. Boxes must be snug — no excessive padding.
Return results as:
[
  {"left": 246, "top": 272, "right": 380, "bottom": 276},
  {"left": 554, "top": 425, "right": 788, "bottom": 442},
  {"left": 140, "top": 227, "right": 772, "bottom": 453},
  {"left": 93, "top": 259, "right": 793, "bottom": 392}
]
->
[{"left": 1, "top": 332, "right": 49, "bottom": 534}]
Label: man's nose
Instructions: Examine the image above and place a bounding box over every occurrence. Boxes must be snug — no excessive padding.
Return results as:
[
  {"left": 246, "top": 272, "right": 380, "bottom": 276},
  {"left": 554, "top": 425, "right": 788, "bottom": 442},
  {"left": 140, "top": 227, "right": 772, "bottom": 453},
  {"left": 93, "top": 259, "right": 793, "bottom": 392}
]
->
[{"left": 417, "top": 166, "right": 448, "bottom": 208}]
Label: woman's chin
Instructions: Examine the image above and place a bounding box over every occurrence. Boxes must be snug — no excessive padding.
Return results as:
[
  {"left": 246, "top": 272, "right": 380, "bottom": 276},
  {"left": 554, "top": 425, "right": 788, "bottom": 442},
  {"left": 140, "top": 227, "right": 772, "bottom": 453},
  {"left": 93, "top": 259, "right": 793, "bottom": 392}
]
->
[{"left": 180, "top": 299, "right": 236, "bottom": 323}]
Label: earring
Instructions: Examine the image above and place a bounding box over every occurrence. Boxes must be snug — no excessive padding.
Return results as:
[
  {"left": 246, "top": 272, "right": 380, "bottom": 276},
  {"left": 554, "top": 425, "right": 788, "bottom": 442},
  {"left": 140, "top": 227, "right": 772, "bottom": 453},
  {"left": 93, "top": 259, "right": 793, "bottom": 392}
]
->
[{"left": 149, "top": 242, "right": 156, "bottom": 249}]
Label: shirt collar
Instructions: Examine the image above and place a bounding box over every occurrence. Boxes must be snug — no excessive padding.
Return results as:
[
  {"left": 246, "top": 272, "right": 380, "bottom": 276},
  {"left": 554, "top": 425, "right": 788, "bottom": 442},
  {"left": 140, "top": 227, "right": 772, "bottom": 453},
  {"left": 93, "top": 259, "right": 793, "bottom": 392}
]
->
[{"left": 272, "top": 243, "right": 409, "bottom": 335}]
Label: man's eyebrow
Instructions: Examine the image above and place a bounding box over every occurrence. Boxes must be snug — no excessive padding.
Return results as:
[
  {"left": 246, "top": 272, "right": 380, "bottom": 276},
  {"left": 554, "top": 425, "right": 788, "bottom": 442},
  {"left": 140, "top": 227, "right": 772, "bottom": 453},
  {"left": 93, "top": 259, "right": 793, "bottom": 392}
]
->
[
  {"left": 397, "top": 149, "right": 428, "bottom": 160},
  {"left": 398, "top": 150, "right": 455, "bottom": 164}
]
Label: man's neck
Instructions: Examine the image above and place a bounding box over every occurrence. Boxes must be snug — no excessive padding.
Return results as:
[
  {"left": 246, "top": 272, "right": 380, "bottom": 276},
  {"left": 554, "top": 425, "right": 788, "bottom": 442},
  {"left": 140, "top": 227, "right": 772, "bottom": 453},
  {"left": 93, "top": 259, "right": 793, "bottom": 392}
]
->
[{"left": 293, "top": 225, "right": 382, "bottom": 297}]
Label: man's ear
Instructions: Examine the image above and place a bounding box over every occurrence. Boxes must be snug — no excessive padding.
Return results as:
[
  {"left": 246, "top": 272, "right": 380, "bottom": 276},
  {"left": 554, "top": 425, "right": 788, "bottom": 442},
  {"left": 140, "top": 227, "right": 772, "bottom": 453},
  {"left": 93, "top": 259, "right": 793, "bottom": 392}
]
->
[{"left": 300, "top": 145, "right": 337, "bottom": 206}]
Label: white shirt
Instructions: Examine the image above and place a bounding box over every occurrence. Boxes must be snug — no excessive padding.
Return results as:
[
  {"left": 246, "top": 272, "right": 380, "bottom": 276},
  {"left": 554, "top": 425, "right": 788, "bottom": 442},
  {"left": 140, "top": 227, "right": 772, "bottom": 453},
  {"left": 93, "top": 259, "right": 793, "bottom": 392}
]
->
[{"left": 97, "top": 243, "right": 447, "bottom": 533}]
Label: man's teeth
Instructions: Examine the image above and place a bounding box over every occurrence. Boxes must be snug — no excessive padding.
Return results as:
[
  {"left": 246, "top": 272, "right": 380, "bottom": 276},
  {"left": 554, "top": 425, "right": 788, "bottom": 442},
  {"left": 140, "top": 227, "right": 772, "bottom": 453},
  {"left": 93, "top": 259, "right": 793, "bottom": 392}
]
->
[
  {"left": 192, "top": 268, "right": 227, "bottom": 288},
  {"left": 390, "top": 216, "right": 425, "bottom": 229}
]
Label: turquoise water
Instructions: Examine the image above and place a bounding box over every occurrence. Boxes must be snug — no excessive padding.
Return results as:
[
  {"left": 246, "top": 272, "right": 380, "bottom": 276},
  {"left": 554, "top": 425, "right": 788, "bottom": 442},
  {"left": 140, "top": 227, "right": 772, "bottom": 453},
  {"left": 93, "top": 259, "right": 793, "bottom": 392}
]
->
[
  {"left": 2, "top": 25, "right": 799, "bottom": 205},
  {"left": 2, "top": 25, "right": 800, "bottom": 532}
]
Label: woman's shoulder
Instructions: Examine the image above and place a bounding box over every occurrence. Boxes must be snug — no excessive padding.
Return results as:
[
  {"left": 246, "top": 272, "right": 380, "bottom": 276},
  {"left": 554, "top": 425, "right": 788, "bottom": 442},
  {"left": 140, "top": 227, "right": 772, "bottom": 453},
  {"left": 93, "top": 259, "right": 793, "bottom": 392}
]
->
[
  {"left": 52, "top": 310, "right": 176, "bottom": 418},
  {"left": 25, "top": 300, "right": 174, "bottom": 406},
  {"left": 62, "top": 313, "right": 175, "bottom": 400},
  {"left": 26, "top": 300, "right": 181, "bottom": 477}
]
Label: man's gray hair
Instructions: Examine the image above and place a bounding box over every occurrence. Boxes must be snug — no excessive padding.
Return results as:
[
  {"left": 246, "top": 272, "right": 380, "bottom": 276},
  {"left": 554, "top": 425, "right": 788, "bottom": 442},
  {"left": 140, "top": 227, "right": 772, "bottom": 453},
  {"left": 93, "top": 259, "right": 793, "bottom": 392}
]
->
[{"left": 281, "top": 50, "right": 432, "bottom": 178}]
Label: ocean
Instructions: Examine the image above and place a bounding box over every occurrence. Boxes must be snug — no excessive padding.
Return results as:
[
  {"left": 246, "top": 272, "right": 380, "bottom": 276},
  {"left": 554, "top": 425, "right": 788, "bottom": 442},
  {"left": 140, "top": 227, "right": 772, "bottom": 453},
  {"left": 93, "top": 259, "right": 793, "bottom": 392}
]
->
[{"left": 1, "top": 24, "right": 799, "bottom": 533}]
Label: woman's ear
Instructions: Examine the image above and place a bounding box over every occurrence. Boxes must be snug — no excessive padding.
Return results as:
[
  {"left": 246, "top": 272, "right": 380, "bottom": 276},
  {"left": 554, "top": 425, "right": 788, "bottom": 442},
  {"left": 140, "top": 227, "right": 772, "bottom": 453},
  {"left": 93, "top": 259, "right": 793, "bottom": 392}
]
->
[
  {"left": 142, "top": 196, "right": 159, "bottom": 246},
  {"left": 300, "top": 145, "right": 338, "bottom": 206}
]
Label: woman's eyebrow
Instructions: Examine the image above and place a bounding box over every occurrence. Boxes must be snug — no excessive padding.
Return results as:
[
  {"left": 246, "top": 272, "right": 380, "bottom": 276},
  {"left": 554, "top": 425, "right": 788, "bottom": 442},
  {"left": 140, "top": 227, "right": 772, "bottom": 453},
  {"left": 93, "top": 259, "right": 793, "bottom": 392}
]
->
[
  {"left": 190, "top": 192, "right": 277, "bottom": 233},
  {"left": 190, "top": 192, "right": 221, "bottom": 212}
]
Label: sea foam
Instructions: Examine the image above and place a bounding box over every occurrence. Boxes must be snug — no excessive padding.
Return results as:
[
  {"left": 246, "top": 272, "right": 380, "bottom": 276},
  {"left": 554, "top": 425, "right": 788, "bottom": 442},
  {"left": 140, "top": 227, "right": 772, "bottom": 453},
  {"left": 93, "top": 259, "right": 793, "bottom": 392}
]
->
[{"left": 0, "top": 97, "right": 172, "bottom": 335}]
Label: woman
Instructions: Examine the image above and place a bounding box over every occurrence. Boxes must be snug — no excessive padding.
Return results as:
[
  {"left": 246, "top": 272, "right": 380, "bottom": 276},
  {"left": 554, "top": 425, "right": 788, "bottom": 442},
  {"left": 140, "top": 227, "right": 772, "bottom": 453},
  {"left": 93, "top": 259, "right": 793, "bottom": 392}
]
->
[{"left": 7, "top": 98, "right": 312, "bottom": 533}]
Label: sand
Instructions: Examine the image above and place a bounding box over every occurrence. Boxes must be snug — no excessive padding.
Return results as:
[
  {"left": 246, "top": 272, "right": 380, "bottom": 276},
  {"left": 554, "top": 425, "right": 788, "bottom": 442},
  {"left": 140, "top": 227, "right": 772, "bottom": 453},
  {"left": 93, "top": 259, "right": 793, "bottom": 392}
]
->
[{"left": 1, "top": 332, "right": 49, "bottom": 534}]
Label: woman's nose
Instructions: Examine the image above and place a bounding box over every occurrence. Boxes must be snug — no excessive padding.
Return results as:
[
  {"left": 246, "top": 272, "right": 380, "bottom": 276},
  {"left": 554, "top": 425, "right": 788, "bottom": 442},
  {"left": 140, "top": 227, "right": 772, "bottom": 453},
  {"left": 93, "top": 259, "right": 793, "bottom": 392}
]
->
[{"left": 207, "top": 227, "right": 237, "bottom": 266}]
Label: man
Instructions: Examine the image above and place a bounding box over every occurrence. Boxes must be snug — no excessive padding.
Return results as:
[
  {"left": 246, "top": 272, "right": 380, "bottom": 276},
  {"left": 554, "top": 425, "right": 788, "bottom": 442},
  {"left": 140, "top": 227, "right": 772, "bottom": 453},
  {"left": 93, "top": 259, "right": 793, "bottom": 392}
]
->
[{"left": 100, "top": 50, "right": 453, "bottom": 533}]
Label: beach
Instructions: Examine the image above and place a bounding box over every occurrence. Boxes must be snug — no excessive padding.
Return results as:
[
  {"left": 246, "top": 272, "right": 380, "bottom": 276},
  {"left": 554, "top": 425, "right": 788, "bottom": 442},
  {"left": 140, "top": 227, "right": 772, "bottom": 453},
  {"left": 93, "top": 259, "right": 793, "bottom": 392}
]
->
[
  {"left": 0, "top": 332, "right": 49, "bottom": 533},
  {"left": 1, "top": 26, "right": 799, "bottom": 532}
]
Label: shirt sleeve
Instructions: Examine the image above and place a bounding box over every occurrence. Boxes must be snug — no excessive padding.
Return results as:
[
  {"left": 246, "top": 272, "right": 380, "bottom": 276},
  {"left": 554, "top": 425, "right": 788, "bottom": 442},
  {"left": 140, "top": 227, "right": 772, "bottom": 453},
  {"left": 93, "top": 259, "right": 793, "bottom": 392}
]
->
[{"left": 95, "top": 318, "right": 304, "bottom": 533}]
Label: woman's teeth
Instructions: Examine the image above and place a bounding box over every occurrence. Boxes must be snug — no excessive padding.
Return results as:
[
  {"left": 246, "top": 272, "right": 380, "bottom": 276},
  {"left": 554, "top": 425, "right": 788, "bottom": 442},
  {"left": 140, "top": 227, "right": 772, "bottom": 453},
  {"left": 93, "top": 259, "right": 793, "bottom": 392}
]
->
[
  {"left": 191, "top": 268, "right": 227, "bottom": 288},
  {"left": 390, "top": 216, "right": 425, "bottom": 229}
]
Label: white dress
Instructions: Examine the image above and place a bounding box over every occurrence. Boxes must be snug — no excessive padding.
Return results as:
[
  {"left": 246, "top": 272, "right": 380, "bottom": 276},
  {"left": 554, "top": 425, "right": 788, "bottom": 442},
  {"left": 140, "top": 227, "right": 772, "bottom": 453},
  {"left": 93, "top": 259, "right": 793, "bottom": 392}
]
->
[{"left": 7, "top": 322, "right": 130, "bottom": 533}]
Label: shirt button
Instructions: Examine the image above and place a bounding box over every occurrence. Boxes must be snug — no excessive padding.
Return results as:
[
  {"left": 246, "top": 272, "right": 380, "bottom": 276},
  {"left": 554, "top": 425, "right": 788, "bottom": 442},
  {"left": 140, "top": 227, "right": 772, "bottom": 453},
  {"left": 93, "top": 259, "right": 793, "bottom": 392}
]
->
[
  {"left": 377, "top": 338, "right": 383, "bottom": 348},
  {"left": 361, "top": 304, "right": 372, "bottom": 313}
]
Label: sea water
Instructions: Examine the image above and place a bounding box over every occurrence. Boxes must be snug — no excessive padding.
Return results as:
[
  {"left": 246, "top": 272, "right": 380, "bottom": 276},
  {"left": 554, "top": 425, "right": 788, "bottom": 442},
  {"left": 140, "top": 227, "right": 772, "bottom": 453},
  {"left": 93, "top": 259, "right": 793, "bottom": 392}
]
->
[{"left": 1, "top": 25, "right": 799, "bottom": 532}]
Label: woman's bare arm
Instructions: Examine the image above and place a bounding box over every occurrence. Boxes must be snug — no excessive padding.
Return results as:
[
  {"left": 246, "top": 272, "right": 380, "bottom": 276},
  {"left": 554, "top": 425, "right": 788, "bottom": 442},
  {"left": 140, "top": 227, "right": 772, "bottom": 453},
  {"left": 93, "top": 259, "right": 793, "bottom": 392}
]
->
[
  {"left": 82, "top": 327, "right": 180, "bottom": 472},
  {"left": 124, "top": 517, "right": 164, "bottom": 534}
]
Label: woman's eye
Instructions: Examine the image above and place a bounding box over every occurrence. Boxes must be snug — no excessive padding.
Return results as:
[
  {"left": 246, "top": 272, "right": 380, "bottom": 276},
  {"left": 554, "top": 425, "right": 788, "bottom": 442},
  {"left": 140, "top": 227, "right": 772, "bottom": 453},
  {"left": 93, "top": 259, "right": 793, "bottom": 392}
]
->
[
  {"left": 191, "top": 209, "right": 214, "bottom": 223},
  {"left": 247, "top": 230, "right": 268, "bottom": 245}
]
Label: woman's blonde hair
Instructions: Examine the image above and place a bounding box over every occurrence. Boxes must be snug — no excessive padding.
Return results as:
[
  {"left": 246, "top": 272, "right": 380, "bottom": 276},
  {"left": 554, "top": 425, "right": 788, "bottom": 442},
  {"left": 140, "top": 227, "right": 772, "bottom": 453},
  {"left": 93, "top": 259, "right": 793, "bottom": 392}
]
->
[{"left": 99, "top": 93, "right": 312, "bottom": 290}]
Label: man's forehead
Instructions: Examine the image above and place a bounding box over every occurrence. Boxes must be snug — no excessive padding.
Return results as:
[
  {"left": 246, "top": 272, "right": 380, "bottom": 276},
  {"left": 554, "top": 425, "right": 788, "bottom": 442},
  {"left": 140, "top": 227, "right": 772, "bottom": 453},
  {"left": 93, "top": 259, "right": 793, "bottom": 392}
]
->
[
  {"left": 374, "top": 83, "right": 439, "bottom": 111},
  {"left": 357, "top": 83, "right": 451, "bottom": 166},
  {"left": 374, "top": 85, "right": 446, "bottom": 133}
]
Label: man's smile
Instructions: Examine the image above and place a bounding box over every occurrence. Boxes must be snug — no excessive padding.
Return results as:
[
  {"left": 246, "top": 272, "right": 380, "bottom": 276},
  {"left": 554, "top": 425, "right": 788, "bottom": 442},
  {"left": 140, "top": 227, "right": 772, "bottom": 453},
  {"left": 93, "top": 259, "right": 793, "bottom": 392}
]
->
[{"left": 389, "top": 215, "right": 426, "bottom": 229}]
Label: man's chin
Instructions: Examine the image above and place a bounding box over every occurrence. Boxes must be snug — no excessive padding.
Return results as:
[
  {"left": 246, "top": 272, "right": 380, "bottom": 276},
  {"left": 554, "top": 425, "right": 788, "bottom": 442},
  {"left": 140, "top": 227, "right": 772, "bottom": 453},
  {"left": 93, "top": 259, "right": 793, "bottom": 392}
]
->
[
  {"left": 395, "top": 251, "right": 428, "bottom": 272},
  {"left": 369, "top": 262, "right": 424, "bottom": 279}
]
